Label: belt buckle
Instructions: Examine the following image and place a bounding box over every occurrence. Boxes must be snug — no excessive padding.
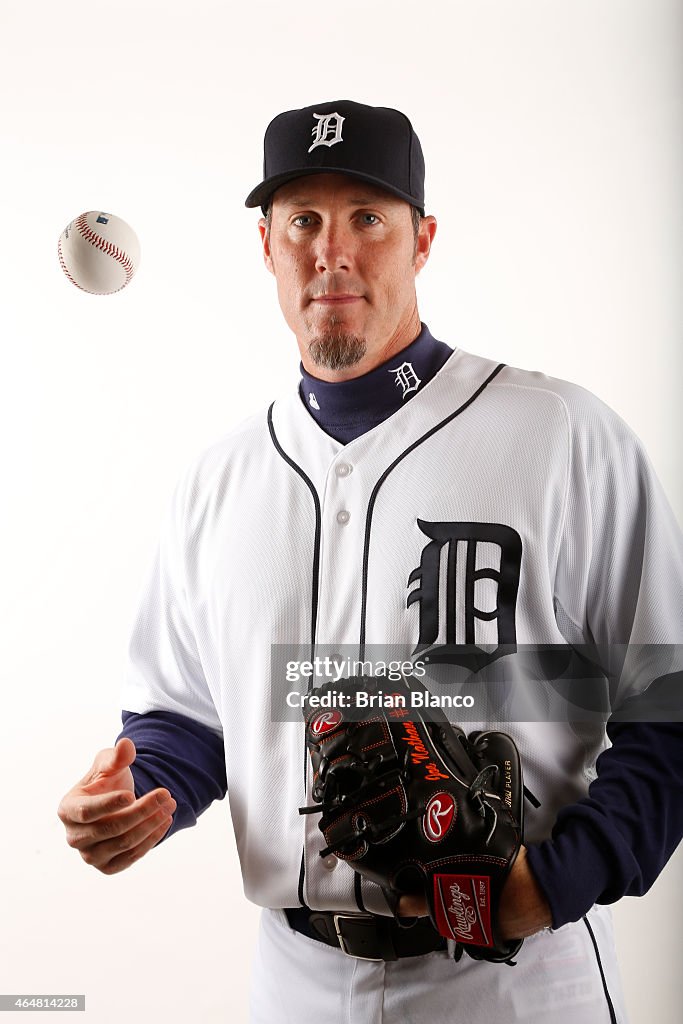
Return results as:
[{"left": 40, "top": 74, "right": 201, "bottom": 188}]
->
[{"left": 333, "top": 913, "right": 384, "bottom": 961}]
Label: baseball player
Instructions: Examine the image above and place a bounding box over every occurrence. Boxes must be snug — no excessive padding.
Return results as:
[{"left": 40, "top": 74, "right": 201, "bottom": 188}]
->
[{"left": 58, "top": 101, "right": 683, "bottom": 1023}]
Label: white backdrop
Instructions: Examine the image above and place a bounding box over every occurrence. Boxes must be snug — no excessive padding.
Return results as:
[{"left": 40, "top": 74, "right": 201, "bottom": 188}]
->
[{"left": 0, "top": 1, "right": 681, "bottom": 1021}]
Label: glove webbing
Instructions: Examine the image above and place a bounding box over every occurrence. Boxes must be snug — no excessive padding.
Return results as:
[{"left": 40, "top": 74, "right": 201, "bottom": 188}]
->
[{"left": 300, "top": 757, "right": 501, "bottom": 859}]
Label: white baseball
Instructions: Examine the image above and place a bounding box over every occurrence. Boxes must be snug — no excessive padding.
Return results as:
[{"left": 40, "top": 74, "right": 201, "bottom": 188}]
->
[{"left": 58, "top": 211, "right": 141, "bottom": 294}]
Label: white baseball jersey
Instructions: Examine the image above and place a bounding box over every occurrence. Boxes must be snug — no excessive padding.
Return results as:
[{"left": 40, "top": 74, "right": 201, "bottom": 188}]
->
[{"left": 122, "top": 345, "right": 683, "bottom": 918}]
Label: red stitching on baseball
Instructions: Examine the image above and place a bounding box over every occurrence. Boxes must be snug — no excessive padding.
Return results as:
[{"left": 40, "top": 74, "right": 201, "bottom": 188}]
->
[
  {"left": 73, "top": 212, "right": 136, "bottom": 289},
  {"left": 57, "top": 237, "right": 88, "bottom": 292}
]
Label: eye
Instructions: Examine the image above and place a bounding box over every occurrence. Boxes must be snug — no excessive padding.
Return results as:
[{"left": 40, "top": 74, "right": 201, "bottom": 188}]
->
[
  {"left": 292, "top": 214, "right": 314, "bottom": 228},
  {"left": 360, "top": 213, "right": 380, "bottom": 225}
]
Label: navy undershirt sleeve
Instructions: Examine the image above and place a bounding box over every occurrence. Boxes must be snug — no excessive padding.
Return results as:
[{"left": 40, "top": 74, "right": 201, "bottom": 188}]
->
[
  {"left": 117, "top": 710, "right": 227, "bottom": 842},
  {"left": 526, "top": 721, "right": 683, "bottom": 928}
]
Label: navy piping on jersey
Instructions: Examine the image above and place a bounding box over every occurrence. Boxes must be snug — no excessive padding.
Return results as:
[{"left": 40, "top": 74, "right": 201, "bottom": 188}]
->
[
  {"left": 357, "top": 361, "right": 506, "bottom": 658},
  {"left": 267, "top": 401, "right": 322, "bottom": 911},
  {"left": 354, "top": 871, "right": 366, "bottom": 914},
  {"left": 267, "top": 401, "right": 321, "bottom": 667},
  {"left": 582, "top": 915, "right": 618, "bottom": 1024}
]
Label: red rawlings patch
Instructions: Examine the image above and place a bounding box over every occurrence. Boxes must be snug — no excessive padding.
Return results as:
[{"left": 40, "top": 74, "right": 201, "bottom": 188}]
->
[
  {"left": 423, "top": 792, "right": 456, "bottom": 842},
  {"left": 432, "top": 874, "right": 492, "bottom": 946},
  {"left": 309, "top": 710, "right": 342, "bottom": 737}
]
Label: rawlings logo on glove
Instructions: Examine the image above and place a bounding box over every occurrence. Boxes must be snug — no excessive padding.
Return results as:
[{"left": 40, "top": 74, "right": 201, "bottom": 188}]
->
[
  {"left": 435, "top": 874, "right": 492, "bottom": 946},
  {"left": 423, "top": 793, "right": 456, "bottom": 841},
  {"left": 299, "top": 673, "right": 524, "bottom": 964}
]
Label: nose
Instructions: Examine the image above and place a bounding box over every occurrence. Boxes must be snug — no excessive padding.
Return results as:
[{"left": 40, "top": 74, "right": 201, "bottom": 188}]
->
[{"left": 314, "top": 220, "right": 353, "bottom": 274}]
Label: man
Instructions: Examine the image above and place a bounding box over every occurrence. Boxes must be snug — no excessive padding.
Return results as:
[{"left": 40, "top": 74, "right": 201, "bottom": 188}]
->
[{"left": 58, "top": 100, "right": 683, "bottom": 1023}]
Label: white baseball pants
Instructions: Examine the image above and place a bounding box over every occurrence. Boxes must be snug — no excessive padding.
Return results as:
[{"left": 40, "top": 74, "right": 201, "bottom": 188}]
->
[{"left": 249, "top": 905, "right": 628, "bottom": 1024}]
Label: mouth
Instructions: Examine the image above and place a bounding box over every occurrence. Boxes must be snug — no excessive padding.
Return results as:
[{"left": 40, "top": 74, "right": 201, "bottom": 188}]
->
[{"left": 310, "top": 294, "right": 364, "bottom": 305}]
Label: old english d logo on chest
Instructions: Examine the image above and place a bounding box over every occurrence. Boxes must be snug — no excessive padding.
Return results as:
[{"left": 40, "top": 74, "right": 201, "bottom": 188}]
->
[{"left": 408, "top": 520, "right": 522, "bottom": 665}]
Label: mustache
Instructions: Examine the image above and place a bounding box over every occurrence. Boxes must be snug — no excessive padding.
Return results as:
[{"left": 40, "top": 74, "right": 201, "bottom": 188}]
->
[
  {"left": 306, "top": 277, "right": 364, "bottom": 301},
  {"left": 308, "top": 290, "right": 364, "bottom": 300}
]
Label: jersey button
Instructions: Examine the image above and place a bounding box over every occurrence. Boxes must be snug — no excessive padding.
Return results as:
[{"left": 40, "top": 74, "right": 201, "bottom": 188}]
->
[
  {"left": 336, "top": 510, "right": 350, "bottom": 525},
  {"left": 335, "top": 462, "right": 352, "bottom": 478},
  {"left": 323, "top": 854, "right": 338, "bottom": 870}
]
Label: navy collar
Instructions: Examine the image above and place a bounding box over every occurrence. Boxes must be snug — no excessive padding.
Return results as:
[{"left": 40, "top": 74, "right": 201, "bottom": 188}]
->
[{"left": 298, "top": 323, "right": 453, "bottom": 443}]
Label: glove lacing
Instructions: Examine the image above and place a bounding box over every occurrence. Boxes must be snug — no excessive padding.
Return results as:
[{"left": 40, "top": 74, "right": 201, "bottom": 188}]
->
[{"left": 300, "top": 742, "right": 501, "bottom": 857}]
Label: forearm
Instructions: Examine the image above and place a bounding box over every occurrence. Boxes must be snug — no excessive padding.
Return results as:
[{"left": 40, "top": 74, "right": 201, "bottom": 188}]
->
[
  {"left": 396, "top": 845, "right": 552, "bottom": 937},
  {"left": 117, "top": 709, "right": 228, "bottom": 840},
  {"left": 498, "top": 845, "right": 552, "bottom": 939},
  {"left": 525, "top": 722, "right": 683, "bottom": 929}
]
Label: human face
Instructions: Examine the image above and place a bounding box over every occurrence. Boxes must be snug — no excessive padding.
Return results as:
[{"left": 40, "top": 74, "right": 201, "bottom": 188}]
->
[{"left": 259, "top": 173, "right": 437, "bottom": 381}]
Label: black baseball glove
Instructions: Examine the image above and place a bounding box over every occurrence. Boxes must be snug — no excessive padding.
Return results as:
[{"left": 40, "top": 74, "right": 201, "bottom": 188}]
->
[{"left": 300, "top": 673, "right": 524, "bottom": 963}]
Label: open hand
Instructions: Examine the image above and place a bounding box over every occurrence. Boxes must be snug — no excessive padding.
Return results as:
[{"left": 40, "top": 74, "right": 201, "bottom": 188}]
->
[{"left": 57, "top": 738, "right": 176, "bottom": 875}]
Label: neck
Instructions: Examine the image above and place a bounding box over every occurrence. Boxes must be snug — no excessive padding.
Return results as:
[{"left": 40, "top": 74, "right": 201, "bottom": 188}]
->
[
  {"left": 298, "top": 322, "right": 455, "bottom": 445},
  {"left": 299, "top": 306, "right": 422, "bottom": 383}
]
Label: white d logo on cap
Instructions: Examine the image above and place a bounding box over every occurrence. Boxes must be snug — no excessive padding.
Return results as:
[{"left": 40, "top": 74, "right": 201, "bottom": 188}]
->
[{"left": 308, "top": 112, "right": 345, "bottom": 153}]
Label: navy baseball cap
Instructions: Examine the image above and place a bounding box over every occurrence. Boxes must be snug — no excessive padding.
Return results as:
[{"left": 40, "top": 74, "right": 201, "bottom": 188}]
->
[{"left": 245, "top": 100, "right": 425, "bottom": 215}]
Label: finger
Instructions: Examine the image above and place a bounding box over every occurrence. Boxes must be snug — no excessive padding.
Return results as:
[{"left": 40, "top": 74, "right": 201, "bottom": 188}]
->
[
  {"left": 397, "top": 893, "right": 429, "bottom": 918},
  {"left": 65, "top": 789, "right": 176, "bottom": 838},
  {"left": 81, "top": 803, "right": 175, "bottom": 868},
  {"left": 58, "top": 788, "right": 136, "bottom": 827},
  {"left": 84, "top": 738, "right": 137, "bottom": 783},
  {"left": 97, "top": 815, "right": 175, "bottom": 875}
]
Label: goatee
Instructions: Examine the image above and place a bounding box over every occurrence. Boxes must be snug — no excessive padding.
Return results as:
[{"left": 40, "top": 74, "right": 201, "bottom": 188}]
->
[{"left": 307, "top": 328, "right": 367, "bottom": 371}]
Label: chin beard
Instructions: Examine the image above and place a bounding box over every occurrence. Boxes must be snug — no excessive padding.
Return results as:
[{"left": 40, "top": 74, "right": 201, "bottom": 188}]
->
[{"left": 307, "top": 328, "right": 367, "bottom": 371}]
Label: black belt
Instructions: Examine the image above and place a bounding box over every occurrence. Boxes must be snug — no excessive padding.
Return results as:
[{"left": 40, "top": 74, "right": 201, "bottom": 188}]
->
[{"left": 284, "top": 907, "right": 447, "bottom": 961}]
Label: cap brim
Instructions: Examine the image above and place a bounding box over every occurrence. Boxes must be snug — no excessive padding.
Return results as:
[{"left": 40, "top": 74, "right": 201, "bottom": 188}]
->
[{"left": 245, "top": 167, "right": 424, "bottom": 215}]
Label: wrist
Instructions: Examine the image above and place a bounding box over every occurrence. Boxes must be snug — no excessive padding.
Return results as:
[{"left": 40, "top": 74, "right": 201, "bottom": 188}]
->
[{"left": 498, "top": 845, "right": 553, "bottom": 940}]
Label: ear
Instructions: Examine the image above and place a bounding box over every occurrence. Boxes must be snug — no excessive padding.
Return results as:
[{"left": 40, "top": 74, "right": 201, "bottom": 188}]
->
[
  {"left": 414, "top": 215, "right": 437, "bottom": 276},
  {"left": 258, "top": 218, "right": 275, "bottom": 275}
]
